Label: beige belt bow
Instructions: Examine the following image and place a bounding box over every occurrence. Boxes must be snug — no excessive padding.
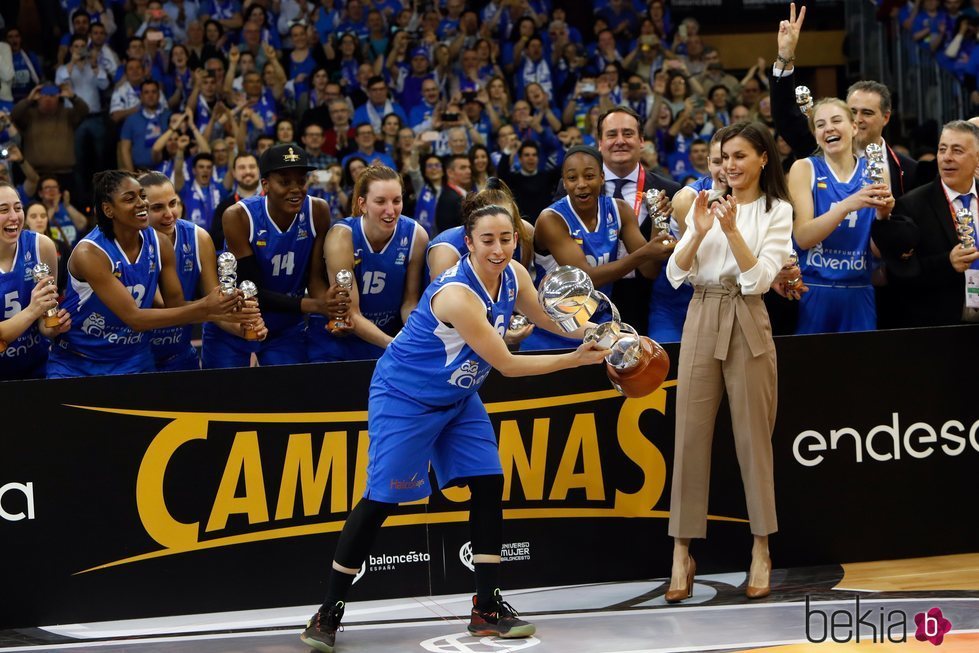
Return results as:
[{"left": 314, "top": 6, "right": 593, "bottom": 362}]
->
[{"left": 693, "top": 283, "right": 767, "bottom": 361}]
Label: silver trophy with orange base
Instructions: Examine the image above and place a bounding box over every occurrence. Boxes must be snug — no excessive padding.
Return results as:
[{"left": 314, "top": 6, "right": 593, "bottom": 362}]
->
[
  {"left": 538, "top": 266, "right": 670, "bottom": 398},
  {"left": 329, "top": 269, "right": 354, "bottom": 334},
  {"left": 238, "top": 280, "right": 259, "bottom": 340},
  {"left": 30, "top": 263, "right": 61, "bottom": 327}
]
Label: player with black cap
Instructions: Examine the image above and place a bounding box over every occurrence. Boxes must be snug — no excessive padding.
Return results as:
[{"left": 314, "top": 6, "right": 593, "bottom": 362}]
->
[{"left": 200, "top": 143, "right": 348, "bottom": 368}]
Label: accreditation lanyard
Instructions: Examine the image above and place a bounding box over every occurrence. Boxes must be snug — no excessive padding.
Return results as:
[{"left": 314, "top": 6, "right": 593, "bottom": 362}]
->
[{"left": 633, "top": 166, "right": 646, "bottom": 218}]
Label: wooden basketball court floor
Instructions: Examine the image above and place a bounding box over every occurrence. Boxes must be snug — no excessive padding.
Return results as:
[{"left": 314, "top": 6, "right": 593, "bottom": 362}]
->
[{"left": 1, "top": 553, "right": 977, "bottom": 653}]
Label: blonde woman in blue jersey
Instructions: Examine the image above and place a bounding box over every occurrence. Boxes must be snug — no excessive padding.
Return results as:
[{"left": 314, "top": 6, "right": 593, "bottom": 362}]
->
[
  {"left": 300, "top": 203, "right": 609, "bottom": 653},
  {"left": 787, "top": 98, "right": 895, "bottom": 333},
  {"left": 308, "top": 165, "right": 428, "bottom": 362}
]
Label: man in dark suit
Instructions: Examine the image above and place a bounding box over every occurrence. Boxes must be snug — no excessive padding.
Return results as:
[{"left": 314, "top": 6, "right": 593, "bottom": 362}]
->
[
  {"left": 872, "top": 120, "right": 979, "bottom": 327},
  {"left": 435, "top": 154, "right": 471, "bottom": 233},
  {"left": 596, "top": 107, "right": 682, "bottom": 334}
]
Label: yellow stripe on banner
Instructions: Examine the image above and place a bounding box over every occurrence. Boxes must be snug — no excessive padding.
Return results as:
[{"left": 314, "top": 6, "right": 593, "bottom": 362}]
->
[
  {"left": 66, "top": 383, "right": 678, "bottom": 423},
  {"left": 77, "top": 504, "right": 740, "bottom": 575}
]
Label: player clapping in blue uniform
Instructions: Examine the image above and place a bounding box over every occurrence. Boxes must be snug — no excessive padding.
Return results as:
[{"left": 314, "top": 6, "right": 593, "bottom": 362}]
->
[
  {"left": 787, "top": 99, "right": 895, "bottom": 334},
  {"left": 202, "top": 144, "right": 346, "bottom": 368},
  {"left": 0, "top": 183, "right": 70, "bottom": 380},
  {"left": 307, "top": 165, "right": 428, "bottom": 362},
  {"left": 47, "top": 171, "right": 246, "bottom": 378},
  {"left": 300, "top": 202, "right": 609, "bottom": 653},
  {"left": 140, "top": 172, "right": 267, "bottom": 372}
]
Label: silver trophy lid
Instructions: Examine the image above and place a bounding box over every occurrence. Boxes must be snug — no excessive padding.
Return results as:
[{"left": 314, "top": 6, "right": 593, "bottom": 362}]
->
[
  {"left": 217, "top": 252, "right": 237, "bottom": 274},
  {"left": 538, "top": 265, "right": 600, "bottom": 333},
  {"left": 335, "top": 269, "right": 354, "bottom": 289},
  {"left": 238, "top": 280, "right": 257, "bottom": 298},
  {"left": 606, "top": 333, "right": 642, "bottom": 370},
  {"left": 31, "top": 262, "right": 51, "bottom": 280}
]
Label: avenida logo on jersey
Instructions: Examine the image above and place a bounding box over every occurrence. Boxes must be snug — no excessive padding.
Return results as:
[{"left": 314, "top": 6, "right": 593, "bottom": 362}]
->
[{"left": 449, "top": 360, "right": 482, "bottom": 388}]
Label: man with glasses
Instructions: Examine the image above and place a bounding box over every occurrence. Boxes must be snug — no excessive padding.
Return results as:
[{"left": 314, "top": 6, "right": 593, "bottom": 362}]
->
[
  {"left": 302, "top": 123, "right": 336, "bottom": 169},
  {"left": 352, "top": 76, "right": 407, "bottom": 132},
  {"left": 341, "top": 123, "right": 396, "bottom": 169},
  {"left": 324, "top": 99, "right": 355, "bottom": 157}
]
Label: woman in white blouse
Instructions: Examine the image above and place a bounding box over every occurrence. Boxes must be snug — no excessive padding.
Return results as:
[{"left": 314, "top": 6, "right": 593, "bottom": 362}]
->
[{"left": 663, "top": 121, "right": 793, "bottom": 603}]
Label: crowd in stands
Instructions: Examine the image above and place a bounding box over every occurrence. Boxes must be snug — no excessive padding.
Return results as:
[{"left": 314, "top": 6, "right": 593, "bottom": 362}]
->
[{"left": 0, "top": 0, "right": 977, "bottom": 382}]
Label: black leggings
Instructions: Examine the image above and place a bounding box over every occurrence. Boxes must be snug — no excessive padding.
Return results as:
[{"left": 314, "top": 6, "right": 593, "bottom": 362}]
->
[{"left": 332, "top": 474, "right": 505, "bottom": 568}]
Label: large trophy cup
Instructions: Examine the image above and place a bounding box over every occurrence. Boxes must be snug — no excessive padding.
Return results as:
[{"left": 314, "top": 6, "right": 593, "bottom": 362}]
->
[
  {"left": 30, "top": 263, "right": 61, "bottom": 327},
  {"left": 328, "top": 269, "right": 354, "bottom": 334},
  {"left": 538, "top": 266, "right": 670, "bottom": 398}
]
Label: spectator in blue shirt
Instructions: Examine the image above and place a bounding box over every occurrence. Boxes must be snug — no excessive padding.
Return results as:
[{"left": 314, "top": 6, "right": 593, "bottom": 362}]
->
[
  {"left": 6, "top": 29, "right": 43, "bottom": 103},
  {"left": 120, "top": 80, "right": 172, "bottom": 171},
  {"left": 341, "top": 122, "right": 396, "bottom": 169},
  {"left": 352, "top": 76, "right": 408, "bottom": 132}
]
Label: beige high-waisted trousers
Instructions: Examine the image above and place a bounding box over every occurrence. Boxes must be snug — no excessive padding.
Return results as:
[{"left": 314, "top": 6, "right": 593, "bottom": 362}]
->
[{"left": 668, "top": 283, "right": 778, "bottom": 539}]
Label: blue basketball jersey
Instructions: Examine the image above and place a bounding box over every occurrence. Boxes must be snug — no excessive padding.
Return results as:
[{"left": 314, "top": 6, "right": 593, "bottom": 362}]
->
[
  {"left": 150, "top": 219, "right": 201, "bottom": 367},
  {"left": 534, "top": 195, "right": 620, "bottom": 298},
  {"left": 55, "top": 226, "right": 161, "bottom": 368},
  {"left": 373, "top": 255, "right": 518, "bottom": 406},
  {"left": 244, "top": 194, "right": 317, "bottom": 332},
  {"left": 0, "top": 230, "right": 48, "bottom": 378},
  {"left": 688, "top": 175, "right": 713, "bottom": 193},
  {"left": 308, "top": 215, "right": 419, "bottom": 362},
  {"left": 797, "top": 156, "right": 874, "bottom": 285}
]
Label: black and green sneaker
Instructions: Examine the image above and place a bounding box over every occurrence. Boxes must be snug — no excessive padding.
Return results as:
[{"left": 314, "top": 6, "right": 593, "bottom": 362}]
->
[
  {"left": 300, "top": 601, "right": 344, "bottom": 652},
  {"left": 467, "top": 589, "right": 536, "bottom": 638}
]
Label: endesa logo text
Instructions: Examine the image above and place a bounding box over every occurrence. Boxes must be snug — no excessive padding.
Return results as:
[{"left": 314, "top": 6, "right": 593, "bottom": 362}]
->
[
  {"left": 0, "top": 482, "right": 35, "bottom": 522},
  {"left": 793, "top": 412, "right": 979, "bottom": 467}
]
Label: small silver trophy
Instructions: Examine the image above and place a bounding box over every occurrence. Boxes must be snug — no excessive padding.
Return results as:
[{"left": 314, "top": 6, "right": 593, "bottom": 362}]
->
[
  {"left": 955, "top": 210, "right": 976, "bottom": 249},
  {"left": 217, "top": 252, "right": 238, "bottom": 295},
  {"left": 30, "top": 262, "right": 61, "bottom": 327},
  {"left": 795, "top": 85, "right": 813, "bottom": 116},
  {"left": 538, "top": 266, "right": 668, "bottom": 397},
  {"left": 864, "top": 142, "right": 886, "bottom": 187},
  {"left": 329, "top": 269, "right": 354, "bottom": 333},
  {"left": 643, "top": 188, "right": 671, "bottom": 237},
  {"left": 508, "top": 313, "right": 530, "bottom": 331},
  {"left": 238, "top": 280, "right": 259, "bottom": 340},
  {"left": 782, "top": 250, "right": 802, "bottom": 292}
]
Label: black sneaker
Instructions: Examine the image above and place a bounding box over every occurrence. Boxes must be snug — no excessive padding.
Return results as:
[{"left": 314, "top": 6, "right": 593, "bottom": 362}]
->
[
  {"left": 467, "top": 589, "right": 536, "bottom": 638},
  {"left": 300, "top": 601, "right": 344, "bottom": 652}
]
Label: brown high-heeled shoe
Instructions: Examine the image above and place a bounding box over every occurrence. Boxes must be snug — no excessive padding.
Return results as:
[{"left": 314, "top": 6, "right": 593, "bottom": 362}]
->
[
  {"left": 745, "top": 555, "right": 771, "bottom": 599},
  {"left": 665, "top": 556, "right": 696, "bottom": 603}
]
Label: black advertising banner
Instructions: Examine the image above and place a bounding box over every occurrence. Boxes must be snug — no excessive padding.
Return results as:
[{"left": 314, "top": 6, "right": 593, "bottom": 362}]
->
[{"left": 1, "top": 326, "right": 977, "bottom": 629}]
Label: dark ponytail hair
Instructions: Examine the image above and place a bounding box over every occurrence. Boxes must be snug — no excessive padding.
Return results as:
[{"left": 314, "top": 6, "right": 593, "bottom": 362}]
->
[
  {"left": 463, "top": 204, "right": 514, "bottom": 239},
  {"left": 461, "top": 177, "right": 530, "bottom": 258},
  {"left": 719, "top": 121, "right": 791, "bottom": 212},
  {"left": 93, "top": 170, "right": 138, "bottom": 241}
]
